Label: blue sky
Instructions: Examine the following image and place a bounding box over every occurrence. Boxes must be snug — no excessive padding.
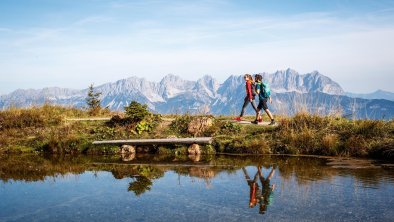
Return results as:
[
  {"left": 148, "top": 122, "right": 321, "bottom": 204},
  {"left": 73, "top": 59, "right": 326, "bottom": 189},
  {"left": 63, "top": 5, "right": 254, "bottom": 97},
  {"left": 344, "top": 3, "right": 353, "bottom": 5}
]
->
[{"left": 1, "top": 0, "right": 394, "bottom": 94}]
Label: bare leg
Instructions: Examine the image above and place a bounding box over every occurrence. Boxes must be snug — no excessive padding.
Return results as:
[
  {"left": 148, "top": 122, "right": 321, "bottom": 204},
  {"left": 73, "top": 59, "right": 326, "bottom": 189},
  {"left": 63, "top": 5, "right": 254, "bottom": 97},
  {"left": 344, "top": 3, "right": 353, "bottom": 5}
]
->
[
  {"left": 257, "top": 166, "right": 263, "bottom": 177},
  {"left": 255, "top": 108, "right": 261, "bottom": 121},
  {"left": 242, "top": 167, "right": 251, "bottom": 180},
  {"left": 264, "top": 109, "right": 274, "bottom": 120},
  {"left": 268, "top": 167, "right": 276, "bottom": 191},
  {"left": 267, "top": 167, "right": 275, "bottom": 180}
]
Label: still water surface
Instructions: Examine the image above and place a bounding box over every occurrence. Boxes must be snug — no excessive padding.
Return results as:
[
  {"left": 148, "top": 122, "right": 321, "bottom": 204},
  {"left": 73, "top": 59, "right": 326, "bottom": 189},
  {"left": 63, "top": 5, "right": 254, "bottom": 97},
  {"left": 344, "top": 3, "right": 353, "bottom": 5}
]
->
[{"left": 0, "top": 154, "right": 393, "bottom": 222}]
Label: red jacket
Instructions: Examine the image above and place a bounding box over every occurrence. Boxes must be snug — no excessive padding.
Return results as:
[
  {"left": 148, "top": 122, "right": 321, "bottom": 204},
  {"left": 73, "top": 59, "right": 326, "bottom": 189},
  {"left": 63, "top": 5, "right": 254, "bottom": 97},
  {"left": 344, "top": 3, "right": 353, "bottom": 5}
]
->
[{"left": 245, "top": 81, "right": 253, "bottom": 100}]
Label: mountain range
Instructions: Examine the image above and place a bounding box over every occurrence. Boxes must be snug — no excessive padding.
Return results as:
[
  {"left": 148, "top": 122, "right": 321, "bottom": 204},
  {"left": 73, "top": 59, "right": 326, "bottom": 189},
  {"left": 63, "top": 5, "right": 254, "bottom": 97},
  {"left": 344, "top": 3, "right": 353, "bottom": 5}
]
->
[
  {"left": 1, "top": 69, "right": 393, "bottom": 120},
  {"left": 346, "top": 90, "right": 394, "bottom": 101}
]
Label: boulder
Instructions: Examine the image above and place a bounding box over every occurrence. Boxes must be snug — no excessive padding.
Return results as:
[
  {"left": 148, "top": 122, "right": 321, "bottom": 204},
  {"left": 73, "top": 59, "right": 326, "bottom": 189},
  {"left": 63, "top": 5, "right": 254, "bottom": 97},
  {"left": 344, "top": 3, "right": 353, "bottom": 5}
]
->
[
  {"left": 121, "top": 153, "right": 136, "bottom": 162},
  {"left": 188, "top": 154, "right": 201, "bottom": 162},
  {"left": 188, "top": 144, "right": 201, "bottom": 155},
  {"left": 120, "top": 145, "right": 136, "bottom": 154},
  {"left": 187, "top": 117, "right": 213, "bottom": 136}
]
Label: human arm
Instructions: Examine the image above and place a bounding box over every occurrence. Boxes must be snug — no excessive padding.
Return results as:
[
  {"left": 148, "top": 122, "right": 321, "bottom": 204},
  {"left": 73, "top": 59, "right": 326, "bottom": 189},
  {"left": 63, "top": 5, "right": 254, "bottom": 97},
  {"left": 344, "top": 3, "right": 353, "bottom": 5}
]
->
[
  {"left": 246, "top": 81, "right": 253, "bottom": 101},
  {"left": 256, "top": 83, "right": 261, "bottom": 95}
]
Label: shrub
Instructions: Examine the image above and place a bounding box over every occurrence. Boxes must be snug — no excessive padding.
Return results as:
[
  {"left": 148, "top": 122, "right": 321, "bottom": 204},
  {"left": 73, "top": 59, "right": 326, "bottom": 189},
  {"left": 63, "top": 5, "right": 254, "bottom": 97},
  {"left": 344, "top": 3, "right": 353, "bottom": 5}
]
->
[
  {"left": 0, "top": 110, "right": 41, "bottom": 129},
  {"left": 136, "top": 120, "right": 155, "bottom": 135},
  {"left": 220, "top": 122, "right": 241, "bottom": 134},
  {"left": 108, "top": 101, "right": 161, "bottom": 135},
  {"left": 169, "top": 114, "right": 194, "bottom": 135},
  {"left": 125, "top": 101, "right": 150, "bottom": 123}
]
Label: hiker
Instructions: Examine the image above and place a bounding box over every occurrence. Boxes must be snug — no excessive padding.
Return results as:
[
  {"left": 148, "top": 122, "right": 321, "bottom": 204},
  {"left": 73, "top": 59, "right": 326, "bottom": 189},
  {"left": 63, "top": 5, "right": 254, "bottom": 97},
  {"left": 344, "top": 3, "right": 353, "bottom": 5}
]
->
[
  {"left": 234, "top": 74, "right": 258, "bottom": 121},
  {"left": 252, "top": 74, "right": 275, "bottom": 125}
]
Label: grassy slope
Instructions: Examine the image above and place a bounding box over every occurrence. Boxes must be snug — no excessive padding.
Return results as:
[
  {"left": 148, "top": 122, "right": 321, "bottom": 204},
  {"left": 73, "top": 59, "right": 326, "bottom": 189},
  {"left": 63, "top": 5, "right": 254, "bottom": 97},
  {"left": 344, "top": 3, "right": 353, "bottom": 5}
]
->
[{"left": 0, "top": 105, "right": 393, "bottom": 160}]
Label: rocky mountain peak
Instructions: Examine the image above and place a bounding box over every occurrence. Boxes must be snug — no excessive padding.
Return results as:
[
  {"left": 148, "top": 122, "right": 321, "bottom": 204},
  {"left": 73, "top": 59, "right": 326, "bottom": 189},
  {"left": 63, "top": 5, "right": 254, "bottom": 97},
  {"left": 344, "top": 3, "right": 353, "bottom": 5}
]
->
[
  {"left": 158, "top": 74, "right": 195, "bottom": 99},
  {"left": 3, "top": 69, "right": 385, "bottom": 118},
  {"left": 195, "top": 75, "right": 219, "bottom": 98}
]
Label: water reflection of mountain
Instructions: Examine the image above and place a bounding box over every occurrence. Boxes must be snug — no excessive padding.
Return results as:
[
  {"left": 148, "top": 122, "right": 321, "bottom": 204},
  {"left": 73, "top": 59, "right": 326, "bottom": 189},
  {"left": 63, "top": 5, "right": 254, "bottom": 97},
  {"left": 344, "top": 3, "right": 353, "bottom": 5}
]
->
[{"left": 0, "top": 154, "right": 393, "bottom": 192}]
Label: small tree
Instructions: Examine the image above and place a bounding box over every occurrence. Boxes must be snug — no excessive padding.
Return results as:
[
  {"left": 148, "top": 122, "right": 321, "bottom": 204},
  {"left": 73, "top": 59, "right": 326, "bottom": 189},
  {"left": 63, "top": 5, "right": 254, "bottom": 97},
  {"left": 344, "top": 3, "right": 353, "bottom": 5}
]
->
[
  {"left": 124, "top": 101, "right": 150, "bottom": 122},
  {"left": 86, "top": 84, "right": 102, "bottom": 116}
]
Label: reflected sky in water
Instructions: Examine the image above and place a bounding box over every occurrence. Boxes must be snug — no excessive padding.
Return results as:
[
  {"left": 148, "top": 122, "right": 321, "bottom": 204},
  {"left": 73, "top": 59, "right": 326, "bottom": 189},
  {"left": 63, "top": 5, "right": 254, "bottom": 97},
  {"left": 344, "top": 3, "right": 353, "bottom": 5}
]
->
[{"left": 0, "top": 154, "right": 393, "bottom": 222}]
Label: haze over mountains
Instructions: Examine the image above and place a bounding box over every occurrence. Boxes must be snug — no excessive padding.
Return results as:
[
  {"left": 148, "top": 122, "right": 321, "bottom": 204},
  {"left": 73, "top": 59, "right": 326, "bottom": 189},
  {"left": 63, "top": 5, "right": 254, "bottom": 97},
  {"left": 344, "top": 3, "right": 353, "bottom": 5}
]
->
[
  {"left": 1, "top": 69, "right": 393, "bottom": 119},
  {"left": 345, "top": 90, "right": 394, "bottom": 101}
]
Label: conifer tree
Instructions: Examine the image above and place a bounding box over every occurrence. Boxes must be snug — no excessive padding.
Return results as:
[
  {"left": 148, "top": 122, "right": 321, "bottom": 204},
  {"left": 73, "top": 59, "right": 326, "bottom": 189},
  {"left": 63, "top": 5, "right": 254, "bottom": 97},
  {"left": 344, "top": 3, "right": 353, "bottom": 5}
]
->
[
  {"left": 86, "top": 84, "right": 102, "bottom": 116},
  {"left": 124, "top": 101, "right": 149, "bottom": 122}
]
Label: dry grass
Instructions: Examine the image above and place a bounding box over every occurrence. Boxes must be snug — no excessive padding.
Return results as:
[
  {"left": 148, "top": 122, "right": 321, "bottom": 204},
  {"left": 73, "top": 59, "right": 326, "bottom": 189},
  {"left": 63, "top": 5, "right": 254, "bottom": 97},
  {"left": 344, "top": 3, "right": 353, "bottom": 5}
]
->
[
  {"left": 271, "top": 113, "right": 394, "bottom": 159},
  {"left": 1, "top": 105, "right": 393, "bottom": 160}
]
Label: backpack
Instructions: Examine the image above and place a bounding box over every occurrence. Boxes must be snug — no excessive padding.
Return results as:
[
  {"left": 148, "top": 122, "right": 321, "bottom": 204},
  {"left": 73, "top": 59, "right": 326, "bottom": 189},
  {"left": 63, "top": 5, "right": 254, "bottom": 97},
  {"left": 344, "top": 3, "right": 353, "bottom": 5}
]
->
[
  {"left": 251, "top": 82, "right": 257, "bottom": 96},
  {"left": 261, "top": 82, "right": 271, "bottom": 98}
]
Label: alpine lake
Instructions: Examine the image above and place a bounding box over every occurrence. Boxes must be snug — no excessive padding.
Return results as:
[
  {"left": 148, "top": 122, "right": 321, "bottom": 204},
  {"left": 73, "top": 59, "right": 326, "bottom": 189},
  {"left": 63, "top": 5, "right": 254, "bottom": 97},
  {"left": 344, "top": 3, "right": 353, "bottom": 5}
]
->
[{"left": 0, "top": 153, "right": 393, "bottom": 222}]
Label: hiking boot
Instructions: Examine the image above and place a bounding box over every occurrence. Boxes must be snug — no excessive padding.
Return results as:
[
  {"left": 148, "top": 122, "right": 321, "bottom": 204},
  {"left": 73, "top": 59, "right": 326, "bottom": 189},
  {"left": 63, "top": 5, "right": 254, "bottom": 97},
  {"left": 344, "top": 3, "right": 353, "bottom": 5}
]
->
[
  {"left": 268, "top": 120, "right": 276, "bottom": 125},
  {"left": 234, "top": 117, "right": 242, "bottom": 121},
  {"left": 258, "top": 116, "right": 263, "bottom": 122},
  {"left": 251, "top": 120, "right": 259, "bottom": 124}
]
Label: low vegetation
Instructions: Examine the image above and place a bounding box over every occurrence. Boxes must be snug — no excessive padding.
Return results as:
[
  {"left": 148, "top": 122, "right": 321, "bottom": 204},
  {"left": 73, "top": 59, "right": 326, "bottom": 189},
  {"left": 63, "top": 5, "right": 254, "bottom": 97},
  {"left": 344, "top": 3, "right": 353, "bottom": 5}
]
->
[{"left": 0, "top": 104, "right": 393, "bottom": 160}]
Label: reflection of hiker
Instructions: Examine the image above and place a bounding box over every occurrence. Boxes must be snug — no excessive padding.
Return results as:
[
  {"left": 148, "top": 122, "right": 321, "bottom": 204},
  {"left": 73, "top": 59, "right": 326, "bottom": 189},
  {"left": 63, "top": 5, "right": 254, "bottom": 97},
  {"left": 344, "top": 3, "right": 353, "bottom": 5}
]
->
[
  {"left": 242, "top": 166, "right": 275, "bottom": 214},
  {"left": 252, "top": 74, "right": 275, "bottom": 125},
  {"left": 235, "top": 74, "right": 258, "bottom": 121},
  {"left": 257, "top": 166, "right": 275, "bottom": 214},
  {"left": 242, "top": 167, "right": 260, "bottom": 208}
]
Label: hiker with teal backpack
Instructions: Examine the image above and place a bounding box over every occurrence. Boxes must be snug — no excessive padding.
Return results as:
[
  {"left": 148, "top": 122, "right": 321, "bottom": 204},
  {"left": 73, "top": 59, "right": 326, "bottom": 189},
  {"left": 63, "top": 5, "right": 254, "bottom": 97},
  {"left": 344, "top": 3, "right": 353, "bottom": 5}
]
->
[
  {"left": 252, "top": 74, "right": 275, "bottom": 125},
  {"left": 234, "top": 74, "right": 258, "bottom": 121}
]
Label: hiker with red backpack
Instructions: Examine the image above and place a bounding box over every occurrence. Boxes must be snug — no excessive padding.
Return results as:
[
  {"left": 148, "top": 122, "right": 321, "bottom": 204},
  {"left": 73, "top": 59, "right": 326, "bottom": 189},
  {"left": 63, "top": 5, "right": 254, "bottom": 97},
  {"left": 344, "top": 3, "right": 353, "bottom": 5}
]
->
[
  {"left": 234, "top": 74, "right": 258, "bottom": 121},
  {"left": 252, "top": 74, "right": 275, "bottom": 125}
]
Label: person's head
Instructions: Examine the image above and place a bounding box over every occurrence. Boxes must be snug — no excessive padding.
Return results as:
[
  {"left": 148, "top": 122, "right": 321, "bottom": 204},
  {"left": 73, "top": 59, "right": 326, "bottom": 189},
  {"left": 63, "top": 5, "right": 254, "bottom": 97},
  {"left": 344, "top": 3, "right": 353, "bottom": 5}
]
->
[
  {"left": 255, "top": 74, "right": 262, "bottom": 82},
  {"left": 249, "top": 199, "right": 257, "bottom": 208},
  {"left": 259, "top": 204, "right": 267, "bottom": 214},
  {"left": 244, "top": 74, "right": 252, "bottom": 81}
]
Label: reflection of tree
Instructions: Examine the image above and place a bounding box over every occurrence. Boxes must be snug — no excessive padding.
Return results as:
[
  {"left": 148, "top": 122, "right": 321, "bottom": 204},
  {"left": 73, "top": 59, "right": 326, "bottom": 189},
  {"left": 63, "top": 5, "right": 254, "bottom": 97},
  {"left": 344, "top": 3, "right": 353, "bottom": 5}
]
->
[
  {"left": 111, "top": 165, "right": 164, "bottom": 180},
  {"left": 128, "top": 176, "right": 152, "bottom": 196},
  {"left": 118, "top": 166, "right": 164, "bottom": 196},
  {"left": 172, "top": 166, "right": 222, "bottom": 188}
]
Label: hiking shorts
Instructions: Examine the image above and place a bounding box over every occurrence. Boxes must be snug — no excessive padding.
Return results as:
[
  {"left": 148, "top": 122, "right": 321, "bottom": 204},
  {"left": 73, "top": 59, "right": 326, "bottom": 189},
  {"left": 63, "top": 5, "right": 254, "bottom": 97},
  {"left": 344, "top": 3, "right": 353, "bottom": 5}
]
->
[{"left": 257, "top": 98, "right": 268, "bottom": 110}]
